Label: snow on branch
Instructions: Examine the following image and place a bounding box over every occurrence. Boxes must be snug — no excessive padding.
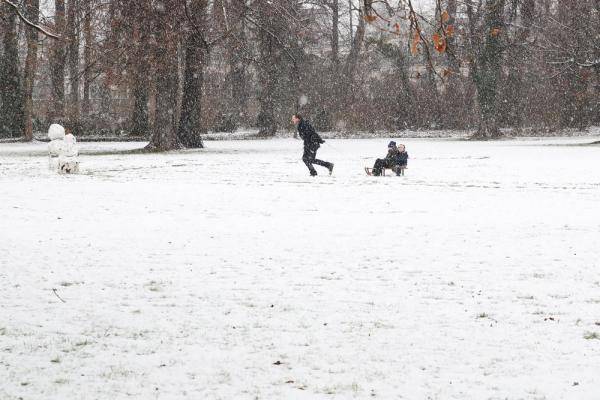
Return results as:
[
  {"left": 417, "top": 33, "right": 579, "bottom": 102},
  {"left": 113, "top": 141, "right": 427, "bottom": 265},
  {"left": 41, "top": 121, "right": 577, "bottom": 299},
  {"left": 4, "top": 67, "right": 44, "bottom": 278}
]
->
[
  {"left": 2, "top": 0, "right": 62, "bottom": 40},
  {"left": 547, "top": 57, "right": 600, "bottom": 69},
  {"left": 579, "top": 59, "right": 600, "bottom": 68}
]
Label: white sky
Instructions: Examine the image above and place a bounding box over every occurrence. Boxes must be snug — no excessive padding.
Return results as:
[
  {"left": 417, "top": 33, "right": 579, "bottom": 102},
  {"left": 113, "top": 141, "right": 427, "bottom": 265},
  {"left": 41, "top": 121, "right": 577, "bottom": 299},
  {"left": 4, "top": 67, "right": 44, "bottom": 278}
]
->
[{"left": 412, "top": 0, "right": 435, "bottom": 12}]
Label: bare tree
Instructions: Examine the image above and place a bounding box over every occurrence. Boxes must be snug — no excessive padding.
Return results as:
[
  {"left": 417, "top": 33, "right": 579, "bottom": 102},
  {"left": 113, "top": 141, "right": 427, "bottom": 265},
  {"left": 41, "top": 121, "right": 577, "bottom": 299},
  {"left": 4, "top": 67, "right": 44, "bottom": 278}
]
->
[
  {"left": 129, "top": 0, "right": 151, "bottom": 136},
  {"left": 466, "top": 0, "right": 507, "bottom": 138},
  {"left": 0, "top": 1, "right": 23, "bottom": 137},
  {"left": 146, "top": 0, "right": 180, "bottom": 150},
  {"left": 3, "top": 0, "right": 598, "bottom": 143},
  {"left": 82, "top": 0, "right": 93, "bottom": 117},
  {"left": 225, "top": 0, "right": 249, "bottom": 127},
  {"left": 177, "top": 0, "right": 209, "bottom": 148},
  {"left": 22, "top": 0, "right": 40, "bottom": 141},
  {"left": 48, "top": 0, "right": 66, "bottom": 122},
  {"left": 66, "top": 0, "right": 81, "bottom": 133}
]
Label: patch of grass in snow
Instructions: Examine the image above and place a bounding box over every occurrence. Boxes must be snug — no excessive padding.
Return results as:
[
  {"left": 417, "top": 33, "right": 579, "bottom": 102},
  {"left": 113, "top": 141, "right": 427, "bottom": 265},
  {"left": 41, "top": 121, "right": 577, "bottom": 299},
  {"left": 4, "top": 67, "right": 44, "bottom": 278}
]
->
[
  {"left": 372, "top": 321, "right": 394, "bottom": 329},
  {"left": 80, "top": 148, "right": 148, "bottom": 157},
  {"left": 54, "top": 378, "right": 69, "bottom": 384},
  {"left": 320, "top": 383, "right": 362, "bottom": 395},
  {"left": 144, "top": 280, "right": 163, "bottom": 292},
  {"left": 583, "top": 332, "right": 600, "bottom": 340},
  {"left": 477, "top": 313, "right": 489, "bottom": 319},
  {"left": 517, "top": 295, "right": 534, "bottom": 300},
  {"left": 322, "top": 386, "right": 336, "bottom": 395},
  {"left": 549, "top": 293, "right": 570, "bottom": 299},
  {"left": 59, "top": 281, "right": 84, "bottom": 287},
  {"left": 0, "top": 327, "right": 6, "bottom": 335},
  {"left": 130, "top": 330, "right": 150, "bottom": 339},
  {"left": 216, "top": 371, "right": 231, "bottom": 384},
  {"left": 101, "top": 366, "right": 134, "bottom": 379},
  {"left": 50, "top": 356, "right": 61, "bottom": 363}
]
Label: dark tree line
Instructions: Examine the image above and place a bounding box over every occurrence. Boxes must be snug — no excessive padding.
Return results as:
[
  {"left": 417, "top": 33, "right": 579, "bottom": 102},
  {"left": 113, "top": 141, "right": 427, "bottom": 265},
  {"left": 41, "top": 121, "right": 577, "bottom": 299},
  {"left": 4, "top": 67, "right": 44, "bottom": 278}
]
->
[{"left": 0, "top": 0, "right": 598, "bottom": 149}]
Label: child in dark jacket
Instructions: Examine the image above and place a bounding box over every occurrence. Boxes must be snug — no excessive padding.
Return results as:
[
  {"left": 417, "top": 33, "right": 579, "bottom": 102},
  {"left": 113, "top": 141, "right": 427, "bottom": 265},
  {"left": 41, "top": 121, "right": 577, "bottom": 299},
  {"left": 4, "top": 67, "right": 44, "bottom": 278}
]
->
[{"left": 370, "top": 141, "right": 408, "bottom": 176}]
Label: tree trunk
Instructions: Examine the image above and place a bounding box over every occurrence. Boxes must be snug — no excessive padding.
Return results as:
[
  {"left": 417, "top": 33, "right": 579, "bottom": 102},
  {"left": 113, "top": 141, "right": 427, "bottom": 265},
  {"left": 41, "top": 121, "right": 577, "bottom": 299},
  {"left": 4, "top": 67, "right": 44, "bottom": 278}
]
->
[
  {"left": 227, "top": 0, "right": 248, "bottom": 127},
  {"left": 340, "top": 4, "right": 366, "bottom": 108},
  {"left": 67, "top": 0, "right": 80, "bottom": 134},
  {"left": 329, "top": 0, "right": 340, "bottom": 118},
  {"left": 472, "top": 0, "right": 506, "bottom": 139},
  {"left": 0, "top": 3, "right": 24, "bottom": 138},
  {"left": 146, "top": 0, "right": 180, "bottom": 151},
  {"left": 131, "top": 59, "right": 150, "bottom": 136},
  {"left": 177, "top": 30, "right": 207, "bottom": 148},
  {"left": 443, "top": 0, "right": 465, "bottom": 129},
  {"left": 395, "top": 45, "right": 413, "bottom": 129},
  {"left": 504, "top": 0, "right": 534, "bottom": 131},
  {"left": 331, "top": 0, "right": 339, "bottom": 68},
  {"left": 130, "top": 1, "right": 150, "bottom": 137},
  {"left": 444, "top": 0, "right": 459, "bottom": 71},
  {"left": 22, "top": 0, "right": 40, "bottom": 141},
  {"left": 48, "top": 0, "right": 66, "bottom": 123},
  {"left": 177, "top": 0, "right": 208, "bottom": 147},
  {"left": 82, "top": 0, "right": 92, "bottom": 117},
  {"left": 256, "top": 5, "right": 278, "bottom": 137},
  {"left": 558, "top": 2, "right": 592, "bottom": 130},
  {"left": 147, "top": 59, "right": 179, "bottom": 150}
]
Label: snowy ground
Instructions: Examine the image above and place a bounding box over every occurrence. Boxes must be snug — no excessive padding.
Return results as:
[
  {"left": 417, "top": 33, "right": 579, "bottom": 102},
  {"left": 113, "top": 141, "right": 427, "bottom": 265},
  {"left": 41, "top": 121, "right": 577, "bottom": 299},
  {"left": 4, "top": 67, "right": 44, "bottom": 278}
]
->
[{"left": 1, "top": 137, "right": 599, "bottom": 400}]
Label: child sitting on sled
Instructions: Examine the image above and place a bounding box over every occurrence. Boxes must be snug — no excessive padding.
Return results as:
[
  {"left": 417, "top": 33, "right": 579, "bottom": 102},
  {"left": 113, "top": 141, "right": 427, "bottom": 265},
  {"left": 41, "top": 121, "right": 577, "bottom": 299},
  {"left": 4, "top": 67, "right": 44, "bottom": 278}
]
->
[{"left": 366, "top": 141, "right": 408, "bottom": 176}]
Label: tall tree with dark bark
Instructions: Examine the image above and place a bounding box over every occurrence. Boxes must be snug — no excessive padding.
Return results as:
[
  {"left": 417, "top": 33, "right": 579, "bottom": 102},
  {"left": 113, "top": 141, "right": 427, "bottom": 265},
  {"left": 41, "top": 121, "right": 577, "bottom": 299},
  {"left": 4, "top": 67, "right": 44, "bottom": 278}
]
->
[
  {"left": 177, "top": 0, "right": 209, "bottom": 148},
  {"left": 129, "top": 0, "right": 151, "bottom": 136},
  {"left": 441, "top": 0, "right": 466, "bottom": 129},
  {"left": 341, "top": 2, "right": 365, "bottom": 103},
  {"left": 82, "top": 0, "right": 92, "bottom": 117},
  {"left": 146, "top": 0, "right": 180, "bottom": 151},
  {"left": 225, "top": 0, "right": 249, "bottom": 127},
  {"left": 66, "top": 0, "right": 80, "bottom": 133},
  {"left": 502, "top": 0, "right": 534, "bottom": 131},
  {"left": 0, "top": 2, "right": 23, "bottom": 137},
  {"left": 255, "top": 1, "right": 284, "bottom": 136},
  {"left": 48, "top": 0, "right": 66, "bottom": 122},
  {"left": 470, "top": 0, "right": 507, "bottom": 138},
  {"left": 253, "top": 0, "right": 306, "bottom": 136},
  {"left": 554, "top": 1, "right": 596, "bottom": 129},
  {"left": 22, "top": 0, "right": 40, "bottom": 141}
]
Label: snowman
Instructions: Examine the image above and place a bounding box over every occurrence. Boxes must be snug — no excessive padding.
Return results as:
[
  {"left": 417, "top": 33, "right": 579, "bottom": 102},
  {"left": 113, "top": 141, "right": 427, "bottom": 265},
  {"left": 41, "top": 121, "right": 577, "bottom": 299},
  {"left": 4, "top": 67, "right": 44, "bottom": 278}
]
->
[{"left": 47, "top": 124, "right": 79, "bottom": 173}]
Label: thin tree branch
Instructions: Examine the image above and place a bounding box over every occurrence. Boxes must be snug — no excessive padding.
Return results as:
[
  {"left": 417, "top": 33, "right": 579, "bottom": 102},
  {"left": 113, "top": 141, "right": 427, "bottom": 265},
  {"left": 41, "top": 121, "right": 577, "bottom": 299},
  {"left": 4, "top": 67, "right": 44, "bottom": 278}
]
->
[
  {"left": 2, "top": 0, "right": 62, "bottom": 39},
  {"left": 52, "top": 288, "right": 66, "bottom": 303}
]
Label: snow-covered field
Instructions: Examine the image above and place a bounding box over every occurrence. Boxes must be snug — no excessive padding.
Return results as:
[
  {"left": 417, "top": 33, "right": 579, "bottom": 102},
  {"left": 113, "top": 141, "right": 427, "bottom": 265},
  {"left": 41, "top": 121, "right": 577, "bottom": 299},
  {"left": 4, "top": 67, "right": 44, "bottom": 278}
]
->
[{"left": 1, "top": 137, "right": 599, "bottom": 400}]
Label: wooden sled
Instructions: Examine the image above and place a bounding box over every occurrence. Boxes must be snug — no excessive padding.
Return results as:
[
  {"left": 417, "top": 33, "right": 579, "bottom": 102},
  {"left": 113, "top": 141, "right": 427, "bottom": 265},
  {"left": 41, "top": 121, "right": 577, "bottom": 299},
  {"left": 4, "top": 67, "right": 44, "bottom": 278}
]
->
[{"left": 365, "top": 166, "right": 407, "bottom": 176}]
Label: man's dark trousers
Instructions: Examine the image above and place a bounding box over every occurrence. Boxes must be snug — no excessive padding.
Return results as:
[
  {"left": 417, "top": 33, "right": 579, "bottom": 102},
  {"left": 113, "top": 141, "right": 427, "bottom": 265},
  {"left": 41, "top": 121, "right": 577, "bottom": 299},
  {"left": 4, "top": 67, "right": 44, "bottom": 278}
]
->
[{"left": 303, "top": 144, "right": 332, "bottom": 176}]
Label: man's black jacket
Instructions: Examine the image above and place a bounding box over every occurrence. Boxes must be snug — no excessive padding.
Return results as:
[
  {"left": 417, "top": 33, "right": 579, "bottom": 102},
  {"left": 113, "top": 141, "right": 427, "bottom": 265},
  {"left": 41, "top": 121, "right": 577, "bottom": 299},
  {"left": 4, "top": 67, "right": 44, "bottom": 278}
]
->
[{"left": 297, "top": 119, "right": 325, "bottom": 148}]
